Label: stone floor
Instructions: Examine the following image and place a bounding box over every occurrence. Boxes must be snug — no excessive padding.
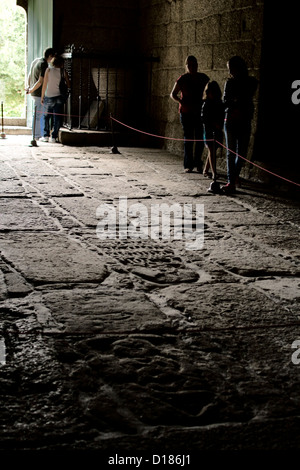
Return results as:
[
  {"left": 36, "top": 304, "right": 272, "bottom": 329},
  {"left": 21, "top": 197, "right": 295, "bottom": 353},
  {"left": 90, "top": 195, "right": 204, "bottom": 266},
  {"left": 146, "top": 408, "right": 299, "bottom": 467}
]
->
[{"left": 0, "top": 135, "right": 299, "bottom": 461}]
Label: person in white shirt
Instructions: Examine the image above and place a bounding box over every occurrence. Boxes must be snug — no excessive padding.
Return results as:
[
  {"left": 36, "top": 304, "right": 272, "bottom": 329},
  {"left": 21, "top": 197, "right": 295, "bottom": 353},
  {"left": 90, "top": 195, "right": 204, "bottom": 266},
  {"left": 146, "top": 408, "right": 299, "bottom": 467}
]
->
[
  {"left": 26, "top": 47, "right": 55, "bottom": 139},
  {"left": 40, "top": 55, "right": 70, "bottom": 142}
]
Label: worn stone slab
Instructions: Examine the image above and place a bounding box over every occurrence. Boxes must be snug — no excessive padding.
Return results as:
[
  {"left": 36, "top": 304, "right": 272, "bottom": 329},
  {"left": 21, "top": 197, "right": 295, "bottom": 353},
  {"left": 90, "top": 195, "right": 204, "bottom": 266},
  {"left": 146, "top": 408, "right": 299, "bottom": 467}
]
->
[
  {"left": 52, "top": 196, "right": 104, "bottom": 227},
  {"left": 108, "top": 328, "right": 300, "bottom": 428},
  {"left": 0, "top": 232, "right": 108, "bottom": 285},
  {"left": 207, "top": 209, "right": 281, "bottom": 226},
  {"left": 18, "top": 175, "right": 84, "bottom": 197},
  {"left": 40, "top": 286, "right": 167, "bottom": 334},
  {"left": 233, "top": 224, "right": 300, "bottom": 256},
  {"left": 0, "top": 259, "right": 33, "bottom": 298},
  {"left": 32, "top": 142, "right": 86, "bottom": 156},
  {"left": 49, "top": 157, "right": 105, "bottom": 176},
  {"left": 79, "top": 233, "right": 200, "bottom": 282},
  {"left": 202, "top": 233, "right": 299, "bottom": 277},
  {"left": 70, "top": 174, "right": 150, "bottom": 199},
  {"left": 0, "top": 198, "right": 59, "bottom": 231},
  {"left": 122, "top": 147, "right": 183, "bottom": 165},
  {"left": 113, "top": 170, "right": 207, "bottom": 197},
  {"left": 90, "top": 155, "right": 143, "bottom": 174},
  {"left": 53, "top": 195, "right": 196, "bottom": 232},
  {"left": 252, "top": 276, "right": 300, "bottom": 302},
  {"left": 0, "top": 180, "right": 25, "bottom": 196},
  {"left": 0, "top": 137, "right": 33, "bottom": 160},
  {"left": 8, "top": 160, "right": 59, "bottom": 177},
  {"left": 236, "top": 194, "right": 300, "bottom": 224},
  {"left": 202, "top": 199, "right": 250, "bottom": 213},
  {"left": 52, "top": 195, "right": 185, "bottom": 229},
  {"left": 0, "top": 162, "right": 19, "bottom": 179},
  {"left": 148, "top": 281, "right": 299, "bottom": 330}
]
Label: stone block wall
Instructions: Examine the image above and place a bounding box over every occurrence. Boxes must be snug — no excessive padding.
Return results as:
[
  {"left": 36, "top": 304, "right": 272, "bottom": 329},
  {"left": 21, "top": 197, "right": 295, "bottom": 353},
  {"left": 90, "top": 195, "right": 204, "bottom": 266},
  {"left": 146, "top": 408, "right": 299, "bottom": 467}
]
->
[
  {"left": 53, "top": 0, "right": 139, "bottom": 55},
  {"left": 51, "top": 0, "right": 266, "bottom": 170},
  {"left": 138, "top": 0, "right": 264, "bottom": 164}
]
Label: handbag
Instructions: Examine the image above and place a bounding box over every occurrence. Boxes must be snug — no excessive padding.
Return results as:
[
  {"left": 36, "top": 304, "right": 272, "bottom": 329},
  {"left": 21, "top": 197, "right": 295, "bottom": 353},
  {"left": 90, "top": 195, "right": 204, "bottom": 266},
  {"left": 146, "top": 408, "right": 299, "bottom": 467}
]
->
[{"left": 59, "top": 68, "right": 69, "bottom": 103}]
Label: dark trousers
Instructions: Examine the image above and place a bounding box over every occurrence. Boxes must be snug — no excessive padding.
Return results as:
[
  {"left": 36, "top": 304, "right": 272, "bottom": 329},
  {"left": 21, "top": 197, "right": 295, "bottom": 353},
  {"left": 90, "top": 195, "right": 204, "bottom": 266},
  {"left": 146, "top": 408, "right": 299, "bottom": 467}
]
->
[
  {"left": 180, "top": 112, "right": 204, "bottom": 171},
  {"left": 43, "top": 96, "right": 63, "bottom": 139},
  {"left": 224, "top": 121, "right": 251, "bottom": 184}
]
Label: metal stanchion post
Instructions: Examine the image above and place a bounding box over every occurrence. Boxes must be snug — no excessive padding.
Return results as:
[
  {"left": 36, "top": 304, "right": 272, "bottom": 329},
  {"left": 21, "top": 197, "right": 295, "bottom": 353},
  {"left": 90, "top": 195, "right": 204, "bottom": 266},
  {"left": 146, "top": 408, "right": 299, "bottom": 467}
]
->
[
  {"left": 1, "top": 101, "right": 6, "bottom": 139},
  {"left": 110, "top": 114, "right": 120, "bottom": 154},
  {"left": 30, "top": 103, "right": 38, "bottom": 147}
]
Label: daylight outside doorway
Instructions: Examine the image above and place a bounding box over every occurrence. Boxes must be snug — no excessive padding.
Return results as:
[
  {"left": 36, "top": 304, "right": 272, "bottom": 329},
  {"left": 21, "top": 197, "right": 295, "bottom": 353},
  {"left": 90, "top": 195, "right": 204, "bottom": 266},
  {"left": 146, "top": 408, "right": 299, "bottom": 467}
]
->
[{"left": 0, "top": 0, "right": 26, "bottom": 120}]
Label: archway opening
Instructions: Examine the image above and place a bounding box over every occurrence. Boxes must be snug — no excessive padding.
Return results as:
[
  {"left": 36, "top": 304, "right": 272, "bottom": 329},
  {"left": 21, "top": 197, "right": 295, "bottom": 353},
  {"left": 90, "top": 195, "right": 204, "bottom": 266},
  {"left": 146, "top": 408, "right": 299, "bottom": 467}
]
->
[{"left": 0, "top": 0, "right": 26, "bottom": 118}]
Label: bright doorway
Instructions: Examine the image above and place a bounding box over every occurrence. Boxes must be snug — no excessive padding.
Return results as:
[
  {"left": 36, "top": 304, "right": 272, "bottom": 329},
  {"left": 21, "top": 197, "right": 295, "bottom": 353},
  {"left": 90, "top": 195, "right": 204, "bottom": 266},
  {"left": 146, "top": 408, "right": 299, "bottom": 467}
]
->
[{"left": 0, "top": 0, "right": 26, "bottom": 118}]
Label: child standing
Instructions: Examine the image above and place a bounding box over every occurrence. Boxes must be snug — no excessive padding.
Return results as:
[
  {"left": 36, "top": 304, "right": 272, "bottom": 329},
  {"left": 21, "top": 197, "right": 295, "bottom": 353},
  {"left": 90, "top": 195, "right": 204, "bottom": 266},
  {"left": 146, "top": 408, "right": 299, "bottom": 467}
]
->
[{"left": 201, "top": 81, "right": 224, "bottom": 181}]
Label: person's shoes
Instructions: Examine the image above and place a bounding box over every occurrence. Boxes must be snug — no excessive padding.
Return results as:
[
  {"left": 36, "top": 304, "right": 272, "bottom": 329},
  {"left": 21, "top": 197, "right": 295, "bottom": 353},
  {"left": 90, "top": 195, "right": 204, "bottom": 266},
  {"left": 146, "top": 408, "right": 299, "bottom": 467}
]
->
[
  {"left": 50, "top": 137, "right": 57, "bottom": 143},
  {"left": 208, "top": 180, "right": 221, "bottom": 193},
  {"left": 39, "top": 136, "right": 49, "bottom": 142},
  {"left": 221, "top": 183, "right": 236, "bottom": 194},
  {"left": 184, "top": 168, "right": 192, "bottom": 173},
  {"left": 203, "top": 171, "right": 212, "bottom": 178}
]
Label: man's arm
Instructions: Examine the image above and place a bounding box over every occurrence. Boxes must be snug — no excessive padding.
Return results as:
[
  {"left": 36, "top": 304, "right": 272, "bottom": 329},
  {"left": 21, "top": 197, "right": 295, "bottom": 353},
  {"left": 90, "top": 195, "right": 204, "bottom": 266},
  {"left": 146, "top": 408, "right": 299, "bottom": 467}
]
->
[
  {"left": 41, "top": 69, "right": 49, "bottom": 104},
  {"left": 26, "top": 76, "right": 44, "bottom": 95}
]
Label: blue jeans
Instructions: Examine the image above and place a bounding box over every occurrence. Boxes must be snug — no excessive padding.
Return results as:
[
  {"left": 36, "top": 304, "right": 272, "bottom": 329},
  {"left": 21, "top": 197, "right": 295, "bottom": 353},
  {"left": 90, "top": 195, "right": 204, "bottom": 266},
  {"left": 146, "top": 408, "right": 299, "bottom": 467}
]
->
[
  {"left": 224, "top": 121, "right": 251, "bottom": 184},
  {"left": 43, "top": 96, "right": 63, "bottom": 139},
  {"left": 32, "top": 96, "right": 44, "bottom": 139},
  {"left": 180, "top": 113, "right": 204, "bottom": 170}
]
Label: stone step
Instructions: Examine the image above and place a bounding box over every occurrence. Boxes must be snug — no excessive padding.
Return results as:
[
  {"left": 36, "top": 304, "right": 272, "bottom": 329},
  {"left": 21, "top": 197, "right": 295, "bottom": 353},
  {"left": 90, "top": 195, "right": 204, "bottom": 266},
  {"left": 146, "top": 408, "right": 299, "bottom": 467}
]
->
[
  {"left": 59, "top": 128, "right": 114, "bottom": 146},
  {"left": 2, "top": 118, "right": 26, "bottom": 126},
  {"left": 59, "top": 127, "right": 156, "bottom": 148},
  {"left": 2, "top": 126, "right": 32, "bottom": 136}
]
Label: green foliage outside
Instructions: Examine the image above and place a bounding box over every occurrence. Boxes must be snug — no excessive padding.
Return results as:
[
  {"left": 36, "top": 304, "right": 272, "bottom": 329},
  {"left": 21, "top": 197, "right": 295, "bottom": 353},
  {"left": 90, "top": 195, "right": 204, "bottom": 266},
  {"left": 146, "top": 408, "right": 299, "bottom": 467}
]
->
[{"left": 0, "top": 0, "right": 26, "bottom": 117}]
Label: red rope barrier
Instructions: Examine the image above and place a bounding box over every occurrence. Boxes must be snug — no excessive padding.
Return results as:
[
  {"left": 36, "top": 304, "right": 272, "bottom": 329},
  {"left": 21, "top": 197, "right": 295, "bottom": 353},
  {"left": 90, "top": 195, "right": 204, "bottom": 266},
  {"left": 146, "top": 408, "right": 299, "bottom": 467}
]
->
[
  {"left": 37, "top": 111, "right": 210, "bottom": 141},
  {"left": 215, "top": 140, "right": 300, "bottom": 188},
  {"left": 111, "top": 116, "right": 300, "bottom": 188},
  {"left": 33, "top": 110, "right": 300, "bottom": 188},
  {"left": 110, "top": 116, "right": 212, "bottom": 142}
]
